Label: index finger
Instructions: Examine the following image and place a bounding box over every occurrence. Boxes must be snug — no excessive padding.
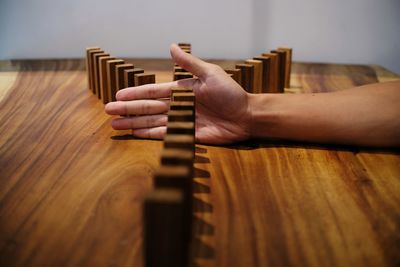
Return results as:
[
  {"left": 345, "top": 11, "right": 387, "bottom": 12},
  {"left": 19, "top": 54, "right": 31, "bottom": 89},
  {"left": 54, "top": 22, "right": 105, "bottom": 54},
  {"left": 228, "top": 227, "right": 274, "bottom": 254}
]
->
[{"left": 116, "top": 82, "right": 177, "bottom": 101}]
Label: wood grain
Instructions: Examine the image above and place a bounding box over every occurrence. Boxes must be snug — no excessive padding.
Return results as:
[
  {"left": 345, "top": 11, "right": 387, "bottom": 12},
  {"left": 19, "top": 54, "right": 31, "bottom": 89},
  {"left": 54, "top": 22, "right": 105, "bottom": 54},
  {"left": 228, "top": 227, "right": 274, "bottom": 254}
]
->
[{"left": 0, "top": 59, "right": 399, "bottom": 267}]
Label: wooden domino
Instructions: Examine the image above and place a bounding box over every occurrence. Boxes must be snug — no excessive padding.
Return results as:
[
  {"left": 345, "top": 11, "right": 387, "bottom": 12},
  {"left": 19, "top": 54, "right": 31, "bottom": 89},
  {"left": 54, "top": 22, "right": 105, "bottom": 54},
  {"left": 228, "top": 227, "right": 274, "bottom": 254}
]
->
[
  {"left": 235, "top": 63, "right": 254, "bottom": 93},
  {"left": 153, "top": 164, "right": 193, "bottom": 250},
  {"left": 115, "top": 63, "right": 134, "bottom": 91},
  {"left": 271, "top": 50, "right": 286, "bottom": 93},
  {"left": 161, "top": 148, "right": 194, "bottom": 167},
  {"left": 164, "top": 134, "right": 195, "bottom": 152},
  {"left": 144, "top": 188, "right": 187, "bottom": 267},
  {"left": 171, "top": 87, "right": 193, "bottom": 94},
  {"left": 169, "top": 101, "right": 195, "bottom": 112},
  {"left": 166, "top": 122, "right": 195, "bottom": 135},
  {"left": 124, "top": 68, "right": 144, "bottom": 88},
  {"left": 174, "top": 66, "right": 187, "bottom": 73},
  {"left": 106, "top": 59, "right": 124, "bottom": 102},
  {"left": 99, "top": 56, "right": 115, "bottom": 103},
  {"left": 178, "top": 43, "right": 191, "bottom": 53},
  {"left": 89, "top": 50, "right": 105, "bottom": 93},
  {"left": 134, "top": 73, "right": 156, "bottom": 86},
  {"left": 167, "top": 110, "right": 194, "bottom": 122},
  {"left": 153, "top": 165, "right": 193, "bottom": 200},
  {"left": 85, "top": 47, "right": 101, "bottom": 92},
  {"left": 178, "top": 43, "right": 191, "bottom": 48},
  {"left": 93, "top": 52, "right": 109, "bottom": 98},
  {"left": 172, "top": 92, "right": 195, "bottom": 102},
  {"left": 253, "top": 56, "right": 271, "bottom": 93},
  {"left": 95, "top": 54, "right": 112, "bottom": 99},
  {"left": 173, "top": 72, "right": 193, "bottom": 81},
  {"left": 278, "top": 47, "right": 292, "bottom": 88},
  {"left": 89, "top": 49, "right": 105, "bottom": 94},
  {"left": 225, "top": 69, "right": 242, "bottom": 84},
  {"left": 261, "top": 53, "right": 279, "bottom": 93},
  {"left": 245, "top": 59, "right": 263, "bottom": 94}
]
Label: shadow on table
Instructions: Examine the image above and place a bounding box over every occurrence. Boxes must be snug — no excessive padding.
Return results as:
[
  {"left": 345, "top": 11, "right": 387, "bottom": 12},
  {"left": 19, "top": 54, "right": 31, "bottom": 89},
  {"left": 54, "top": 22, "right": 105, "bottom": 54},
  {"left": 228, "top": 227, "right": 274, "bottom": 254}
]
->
[
  {"left": 190, "top": 145, "right": 216, "bottom": 264},
  {"left": 213, "top": 139, "right": 400, "bottom": 155}
]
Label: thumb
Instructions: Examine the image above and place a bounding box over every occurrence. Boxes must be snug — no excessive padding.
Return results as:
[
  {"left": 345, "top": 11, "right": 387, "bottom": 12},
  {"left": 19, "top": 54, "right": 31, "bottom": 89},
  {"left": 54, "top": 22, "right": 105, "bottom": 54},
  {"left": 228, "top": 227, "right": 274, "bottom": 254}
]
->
[{"left": 170, "top": 43, "right": 209, "bottom": 79}]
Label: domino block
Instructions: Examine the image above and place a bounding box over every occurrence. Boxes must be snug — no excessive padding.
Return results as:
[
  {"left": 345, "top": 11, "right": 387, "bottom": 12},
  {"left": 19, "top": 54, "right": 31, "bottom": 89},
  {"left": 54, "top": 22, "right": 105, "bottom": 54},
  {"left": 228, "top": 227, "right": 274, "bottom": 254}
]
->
[
  {"left": 90, "top": 50, "right": 105, "bottom": 94},
  {"left": 169, "top": 101, "right": 195, "bottom": 112},
  {"left": 99, "top": 56, "right": 116, "bottom": 103},
  {"left": 161, "top": 148, "right": 194, "bottom": 166},
  {"left": 164, "top": 134, "right": 195, "bottom": 152},
  {"left": 124, "top": 68, "right": 144, "bottom": 88},
  {"left": 181, "top": 49, "right": 191, "bottom": 54},
  {"left": 134, "top": 73, "right": 156, "bottom": 86},
  {"left": 261, "top": 53, "right": 279, "bottom": 93},
  {"left": 245, "top": 59, "right": 263, "bottom": 94},
  {"left": 88, "top": 49, "right": 104, "bottom": 93},
  {"left": 271, "top": 50, "right": 286, "bottom": 93},
  {"left": 278, "top": 47, "right": 292, "bottom": 88},
  {"left": 178, "top": 43, "right": 191, "bottom": 48},
  {"left": 167, "top": 110, "right": 194, "bottom": 122},
  {"left": 85, "top": 47, "right": 101, "bottom": 91},
  {"left": 153, "top": 165, "right": 193, "bottom": 244},
  {"left": 225, "top": 69, "right": 242, "bottom": 84},
  {"left": 166, "top": 122, "right": 195, "bottom": 135},
  {"left": 172, "top": 92, "right": 195, "bottom": 102},
  {"left": 106, "top": 59, "right": 124, "bottom": 103},
  {"left": 153, "top": 165, "right": 193, "bottom": 240},
  {"left": 93, "top": 53, "right": 109, "bottom": 98},
  {"left": 144, "top": 189, "right": 186, "bottom": 267},
  {"left": 95, "top": 54, "right": 112, "bottom": 99},
  {"left": 253, "top": 56, "right": 271, "bottom": 93},
  {"left": 235, "top": 64, "right": 254, "bottom": 93},
  {"left": 174, "top": 66, "right": 187, "bottom": 73},
  {"left": 171, "top": 87, "right": 193, "bottom": 94},
  {"left": 174, "top": 72, "right": 193, "bottom": 81},
  {"left": 115, "top": 63, "right": 134, "bottom": 91},
  {"left": 178, "top": 43, "right": 191, "bottom": 53}
]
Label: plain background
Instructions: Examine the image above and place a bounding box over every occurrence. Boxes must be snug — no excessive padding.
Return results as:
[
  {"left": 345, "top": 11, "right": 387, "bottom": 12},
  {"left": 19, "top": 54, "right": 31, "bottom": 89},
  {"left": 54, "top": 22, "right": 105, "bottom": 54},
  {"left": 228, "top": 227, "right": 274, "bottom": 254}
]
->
[{"left": 1, "top": 0, "right": 399, "bottom": 74}]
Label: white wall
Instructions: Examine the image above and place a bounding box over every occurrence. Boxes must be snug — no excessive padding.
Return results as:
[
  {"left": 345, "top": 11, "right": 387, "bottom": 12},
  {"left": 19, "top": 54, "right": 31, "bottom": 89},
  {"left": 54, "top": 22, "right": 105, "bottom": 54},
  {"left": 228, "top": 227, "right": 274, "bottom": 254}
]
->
[{"left": 1, "top": 0, "right": 399, "bottom": 74}]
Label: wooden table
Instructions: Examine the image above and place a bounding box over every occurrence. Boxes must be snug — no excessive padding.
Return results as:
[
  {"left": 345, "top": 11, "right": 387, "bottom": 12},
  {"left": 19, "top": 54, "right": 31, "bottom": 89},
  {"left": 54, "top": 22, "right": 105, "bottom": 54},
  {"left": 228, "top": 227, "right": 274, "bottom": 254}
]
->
[{"left": 0, "top": 59, "right": 399, "bottom": 267}]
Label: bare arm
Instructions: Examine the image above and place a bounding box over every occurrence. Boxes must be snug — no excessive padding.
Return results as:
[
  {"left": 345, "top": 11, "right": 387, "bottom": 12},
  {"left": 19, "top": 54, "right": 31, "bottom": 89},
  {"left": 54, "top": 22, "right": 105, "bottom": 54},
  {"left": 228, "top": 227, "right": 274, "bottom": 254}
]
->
[{"left": 249, "top": 81, "right": 400, "bottom": 147}]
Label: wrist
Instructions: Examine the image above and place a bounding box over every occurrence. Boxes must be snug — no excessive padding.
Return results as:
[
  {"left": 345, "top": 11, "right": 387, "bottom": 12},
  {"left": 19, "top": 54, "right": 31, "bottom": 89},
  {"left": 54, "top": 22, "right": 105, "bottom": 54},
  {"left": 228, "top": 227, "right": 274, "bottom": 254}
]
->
[{"left": 247, "top": 93, "right": 282, "bottom": 139}]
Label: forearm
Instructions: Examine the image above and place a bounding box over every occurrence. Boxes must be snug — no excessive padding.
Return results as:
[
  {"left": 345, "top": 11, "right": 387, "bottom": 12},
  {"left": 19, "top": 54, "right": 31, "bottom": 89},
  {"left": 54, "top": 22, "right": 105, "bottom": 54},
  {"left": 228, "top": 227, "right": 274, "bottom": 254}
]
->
[{"left": 248, "top": 81, "right": 400, "bottom": 147}]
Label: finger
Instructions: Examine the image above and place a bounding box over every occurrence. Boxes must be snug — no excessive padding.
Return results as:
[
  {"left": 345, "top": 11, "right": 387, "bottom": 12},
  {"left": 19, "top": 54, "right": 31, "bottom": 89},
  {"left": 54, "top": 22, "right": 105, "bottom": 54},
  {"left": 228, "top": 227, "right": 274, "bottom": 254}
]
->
[
  {"left": 111, "top": 114, "right": 168, "bottom": 130},
  {"left": 105, "top": 99, "right": 169, "bottom": 116},
  {"left": 170, "top": 43, "right": 209, "bottom": 79},
  {"left": 132, "top": 126, "right": 167, "bottom": 140},
  {"left": 116, "top": 82, "right": 176, "bottom": 101}
]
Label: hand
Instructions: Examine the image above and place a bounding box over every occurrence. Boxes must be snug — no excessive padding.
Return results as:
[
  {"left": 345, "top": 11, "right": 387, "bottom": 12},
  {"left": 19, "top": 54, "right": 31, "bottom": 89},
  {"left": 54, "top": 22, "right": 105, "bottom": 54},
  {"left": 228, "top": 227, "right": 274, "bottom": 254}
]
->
[{"left": 105, "top": 43, "right": 252, "bottom": 144}]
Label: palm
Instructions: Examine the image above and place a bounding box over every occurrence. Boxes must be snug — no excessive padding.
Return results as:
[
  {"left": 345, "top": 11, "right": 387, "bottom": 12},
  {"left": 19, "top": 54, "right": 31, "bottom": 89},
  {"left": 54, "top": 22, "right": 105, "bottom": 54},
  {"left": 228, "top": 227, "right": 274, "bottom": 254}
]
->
[{"left": 186, "top": 65, "right": 251, "bottom": 144}]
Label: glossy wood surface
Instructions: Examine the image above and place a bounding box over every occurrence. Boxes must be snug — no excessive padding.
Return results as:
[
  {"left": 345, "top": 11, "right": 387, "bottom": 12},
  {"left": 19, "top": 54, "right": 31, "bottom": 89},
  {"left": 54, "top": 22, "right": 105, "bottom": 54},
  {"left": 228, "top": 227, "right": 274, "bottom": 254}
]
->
[{"left": 0, "top": 59, "right": 399, "bottom": 267}]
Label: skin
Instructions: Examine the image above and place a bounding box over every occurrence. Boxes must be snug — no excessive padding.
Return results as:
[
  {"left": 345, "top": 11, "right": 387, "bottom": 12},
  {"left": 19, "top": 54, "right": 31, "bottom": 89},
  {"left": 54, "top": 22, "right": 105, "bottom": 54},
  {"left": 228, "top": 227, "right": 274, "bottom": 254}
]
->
[{"left": 105, "top": 44, "right": 400, "bottom": 147}]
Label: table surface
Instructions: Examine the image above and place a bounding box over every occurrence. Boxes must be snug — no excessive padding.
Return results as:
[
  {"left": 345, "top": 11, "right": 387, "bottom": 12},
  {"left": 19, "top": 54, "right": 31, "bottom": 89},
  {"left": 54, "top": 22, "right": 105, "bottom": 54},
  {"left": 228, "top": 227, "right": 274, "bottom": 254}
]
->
[{"left": 0, "top": 58, "right": 399, "bottom": 267}]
